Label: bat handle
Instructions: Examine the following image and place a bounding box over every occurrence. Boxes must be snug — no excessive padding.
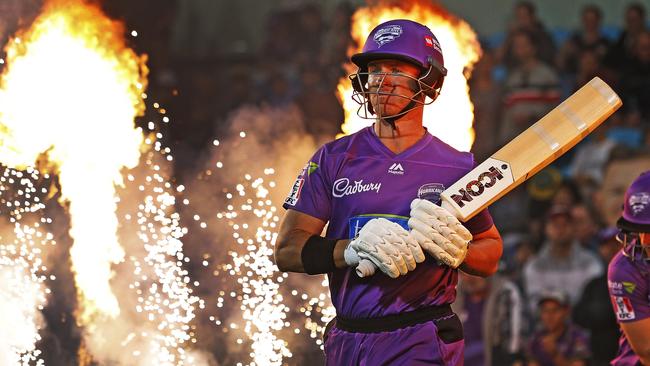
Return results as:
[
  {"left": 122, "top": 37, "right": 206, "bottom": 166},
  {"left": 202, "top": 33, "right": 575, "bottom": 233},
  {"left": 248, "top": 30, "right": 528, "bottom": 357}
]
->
[{"left": 355, "top": 259, "right": 376, "bottom": 277}]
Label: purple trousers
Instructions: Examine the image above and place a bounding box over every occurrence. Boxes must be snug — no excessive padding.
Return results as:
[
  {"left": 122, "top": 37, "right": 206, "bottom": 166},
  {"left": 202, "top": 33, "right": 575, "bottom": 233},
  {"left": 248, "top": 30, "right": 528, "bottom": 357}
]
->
[{"left": 324, "top": 315, "right": 464, "bottom": 366}]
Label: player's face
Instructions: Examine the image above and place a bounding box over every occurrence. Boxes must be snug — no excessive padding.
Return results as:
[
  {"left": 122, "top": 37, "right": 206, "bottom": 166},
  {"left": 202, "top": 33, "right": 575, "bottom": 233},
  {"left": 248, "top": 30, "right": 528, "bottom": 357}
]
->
[
  {"left": 367, "top": 59, "right": 421, "bottom": 117},
  {"left": 599, "top": 157, "right": 650, "bottom": 226}
]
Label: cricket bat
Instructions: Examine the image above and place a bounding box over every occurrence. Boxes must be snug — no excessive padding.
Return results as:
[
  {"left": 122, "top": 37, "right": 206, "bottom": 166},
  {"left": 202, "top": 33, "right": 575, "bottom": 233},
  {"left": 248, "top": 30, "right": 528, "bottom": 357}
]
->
[{"left": 356, "top": 76, "right": 621, "bottom": 277}]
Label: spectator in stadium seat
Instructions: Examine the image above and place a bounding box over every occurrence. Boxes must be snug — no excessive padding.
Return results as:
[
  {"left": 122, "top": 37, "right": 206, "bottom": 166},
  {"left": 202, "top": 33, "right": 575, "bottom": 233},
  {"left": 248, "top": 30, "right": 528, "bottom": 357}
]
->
[
  {"left": 499, "top": 1, "right": 556, "bottom": 68},
  {"left": 523, "top": 205, "right": 603, "bottom": 312},
  {"left": 619, "top": 31, "right": 650, "bottom": 121},
  {"left": 605, "top": 3, "right": 647, "bottom": 72},
  {"left": 556, "top": 5, "right": 610, "bottom": 75},
  {"left": 527, "top": 291, "right": 591, "bottom": 366},
  {"left": 499, "top": 30, "right": 560, "bottom": 145}
]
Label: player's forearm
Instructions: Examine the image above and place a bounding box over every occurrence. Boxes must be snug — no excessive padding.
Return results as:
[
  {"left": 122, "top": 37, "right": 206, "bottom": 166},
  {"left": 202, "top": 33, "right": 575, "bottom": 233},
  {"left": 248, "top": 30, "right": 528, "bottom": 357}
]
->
[
  {"left": 274, "top": 228, "right": 311, "bottom": 272},
  {"left": 640, "top": 354, "right": 650, "bottom": 365},
  {"left": 459, "top": 236, "right": 502, "bottom": 277},
  {"left": 620, "top": 318, "right": 650, "bottom": 364},
  {"left": 274, "top": 229, "right": 349, "bottom": 273},
  {"left": 632, "top": 344, "right": 650, "bottom": 365}
]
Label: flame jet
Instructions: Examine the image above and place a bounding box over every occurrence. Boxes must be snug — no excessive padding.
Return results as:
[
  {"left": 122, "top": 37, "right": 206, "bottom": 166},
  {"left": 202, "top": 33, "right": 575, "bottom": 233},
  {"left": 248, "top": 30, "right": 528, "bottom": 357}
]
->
[{"left": 0, "top": 0, "right": 147, "bottom": 324}]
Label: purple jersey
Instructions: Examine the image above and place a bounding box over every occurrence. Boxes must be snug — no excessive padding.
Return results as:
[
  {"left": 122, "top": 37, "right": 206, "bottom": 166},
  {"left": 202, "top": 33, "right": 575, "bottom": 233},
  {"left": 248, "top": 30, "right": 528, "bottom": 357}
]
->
[
  {"left": 283, "top": 126, "right": 493, "bottom": 318},
  {"left": 608, "top": 250, "right": 650, "bottom": 366}
]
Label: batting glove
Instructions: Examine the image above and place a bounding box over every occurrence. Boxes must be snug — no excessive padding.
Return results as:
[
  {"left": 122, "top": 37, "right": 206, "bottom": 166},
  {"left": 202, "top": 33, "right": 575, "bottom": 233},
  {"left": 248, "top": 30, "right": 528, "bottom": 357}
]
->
[
  {"left": 345, "top": 218, "right": 425, "bottom": 278},
  {"left": 408, "top": 198, "right": 472, "bottom": 268}
]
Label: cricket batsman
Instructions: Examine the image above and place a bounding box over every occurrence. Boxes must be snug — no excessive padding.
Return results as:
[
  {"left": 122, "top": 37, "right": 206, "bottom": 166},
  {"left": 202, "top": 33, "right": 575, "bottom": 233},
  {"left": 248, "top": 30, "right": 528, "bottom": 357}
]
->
[
  {"left": 275, "top": 19, "right": 503, "bottom": 365},
  {"left": 608, "top": 171, "right": 650, "bottom": 365}
]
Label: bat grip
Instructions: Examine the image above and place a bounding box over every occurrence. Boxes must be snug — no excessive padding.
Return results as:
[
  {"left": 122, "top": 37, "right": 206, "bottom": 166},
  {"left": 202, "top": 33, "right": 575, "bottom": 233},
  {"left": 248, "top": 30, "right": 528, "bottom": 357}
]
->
[{"left": 355, "top": 259, "right": 376, "bottom": 277}]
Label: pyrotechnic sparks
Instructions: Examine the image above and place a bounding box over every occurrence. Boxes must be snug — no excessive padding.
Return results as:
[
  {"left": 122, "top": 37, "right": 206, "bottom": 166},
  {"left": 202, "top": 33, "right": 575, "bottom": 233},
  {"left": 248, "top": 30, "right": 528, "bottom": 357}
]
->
[
  {"left": 0, "top": 167, "right": 54, "bottom": 366},
  {"left": 216, "top": 170, "right": 293, "bottom": 365},
  {"left": 110, "top": 129, "right": 204, "bottom": 365},
  {"left": 188, "top": 105, "right": 332, "bottom": 365},
  {"left": 338, "top": 0, "right": 481, "bottom": 151},
  {"left": 212, "top": 165, "right": 337, "bottom": 365}
]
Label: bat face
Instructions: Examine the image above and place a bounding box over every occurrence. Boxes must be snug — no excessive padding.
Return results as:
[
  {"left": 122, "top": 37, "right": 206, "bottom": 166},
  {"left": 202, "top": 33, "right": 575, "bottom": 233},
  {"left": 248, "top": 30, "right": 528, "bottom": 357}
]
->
[
  {"left": 440, "top": 77, "right": 621, "bottom": 222},
  {"left": 444, "top": 158, "right": 512, "bottom": 211}
]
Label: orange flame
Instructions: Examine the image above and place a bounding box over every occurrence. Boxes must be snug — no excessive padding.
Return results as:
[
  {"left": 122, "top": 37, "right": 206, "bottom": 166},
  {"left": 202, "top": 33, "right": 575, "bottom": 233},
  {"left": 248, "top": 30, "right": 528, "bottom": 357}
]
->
[
  {"left": 337, "top": 0, "right": 481, "bottom": 151},
  {"left": 0, "top": 0, "right": 147, "bottom": 325}
]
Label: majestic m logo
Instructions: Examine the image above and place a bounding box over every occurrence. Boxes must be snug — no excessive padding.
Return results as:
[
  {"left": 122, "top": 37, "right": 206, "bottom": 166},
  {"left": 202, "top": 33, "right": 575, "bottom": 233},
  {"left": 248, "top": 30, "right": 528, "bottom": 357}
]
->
[{"left": 388, "top": 163, "right": 404, "bottom": 175}]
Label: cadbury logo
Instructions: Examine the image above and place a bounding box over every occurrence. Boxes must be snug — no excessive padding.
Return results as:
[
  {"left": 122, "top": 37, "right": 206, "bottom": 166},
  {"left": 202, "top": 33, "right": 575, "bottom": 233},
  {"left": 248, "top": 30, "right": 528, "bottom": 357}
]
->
[
  {"left": 332, "top": 178, "right": 382, "bottom": 198},
  {"left": 449, "top": 165, "right": 506, "bottom": 208}
]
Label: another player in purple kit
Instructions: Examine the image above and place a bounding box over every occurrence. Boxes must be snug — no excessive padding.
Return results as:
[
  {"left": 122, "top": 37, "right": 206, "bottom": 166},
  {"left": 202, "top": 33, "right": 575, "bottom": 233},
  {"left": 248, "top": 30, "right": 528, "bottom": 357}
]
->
[
  {"left": 608, "top": 171, "right": 650, "bottom": 365},
  {"left": 274, "top": 19, "right": 503, "bottom": 365}
]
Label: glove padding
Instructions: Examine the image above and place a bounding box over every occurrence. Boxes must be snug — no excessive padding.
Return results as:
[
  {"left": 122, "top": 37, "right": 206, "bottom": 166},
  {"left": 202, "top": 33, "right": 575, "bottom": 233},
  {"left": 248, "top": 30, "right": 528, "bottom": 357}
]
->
[
  {"left": 408, "top": 199, "right": 473, "bottom": 268},
  {"left": 346, "top": 218, "right": 425, "bottom": 278}
]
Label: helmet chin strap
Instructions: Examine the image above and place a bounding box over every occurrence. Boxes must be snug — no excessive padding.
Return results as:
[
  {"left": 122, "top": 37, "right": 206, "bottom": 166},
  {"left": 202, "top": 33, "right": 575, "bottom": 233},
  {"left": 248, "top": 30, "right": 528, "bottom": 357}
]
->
[{"left": 381, "top": 98, "right": 419, "bottom": 130}]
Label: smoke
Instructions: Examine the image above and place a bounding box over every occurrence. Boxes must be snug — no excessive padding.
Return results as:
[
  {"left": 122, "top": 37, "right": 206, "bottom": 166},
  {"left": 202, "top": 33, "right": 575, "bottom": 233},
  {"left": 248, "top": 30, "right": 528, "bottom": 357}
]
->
[{"left": 182, "top": 103, "right": 332, "bottom": 364}]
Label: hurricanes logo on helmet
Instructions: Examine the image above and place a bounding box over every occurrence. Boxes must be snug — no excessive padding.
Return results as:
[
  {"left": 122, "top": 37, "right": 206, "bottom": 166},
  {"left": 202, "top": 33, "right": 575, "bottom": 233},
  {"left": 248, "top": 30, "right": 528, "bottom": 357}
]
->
[
  {"left": 373, "top": 25, "right": 402, "bottom": 47},
  {"left": 629, "top": 192, "right": 650, "bottom": 215}
]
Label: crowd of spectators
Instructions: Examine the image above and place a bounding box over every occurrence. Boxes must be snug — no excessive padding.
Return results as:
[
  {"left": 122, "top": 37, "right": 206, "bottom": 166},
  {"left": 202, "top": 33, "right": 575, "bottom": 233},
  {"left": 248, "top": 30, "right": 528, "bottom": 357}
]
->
[
  {"left": 460, "top": 3, "right": 650, "bottom": 365},
  {"left": 0, "top": 1, "right": 648, "bottom": 365}
]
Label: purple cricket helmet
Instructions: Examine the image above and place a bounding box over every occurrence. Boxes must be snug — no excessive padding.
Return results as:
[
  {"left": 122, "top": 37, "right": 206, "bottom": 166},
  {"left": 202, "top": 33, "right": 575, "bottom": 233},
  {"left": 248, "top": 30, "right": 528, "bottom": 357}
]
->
[
  {"left": 349, "top": 19, "right": 447, "bottom": 118},
  {"left": 617, "top": 171, "right": 650, "bottom": 232},
  {"left": 616, "top": 171, "right": 650, "bottom": 271}
]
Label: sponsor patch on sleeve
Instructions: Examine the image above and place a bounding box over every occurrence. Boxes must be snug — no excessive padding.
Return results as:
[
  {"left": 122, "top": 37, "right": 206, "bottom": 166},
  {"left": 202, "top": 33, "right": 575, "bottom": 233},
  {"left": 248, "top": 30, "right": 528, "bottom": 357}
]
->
[
  {"left": 608, "top": 280, "right": 624, "bottom": 296},
  {"left": 284, "top": 177, "right": 304, "bottom": 206},
  {"left": 612, "top": 296, "right": 636, "bottom": 321}
]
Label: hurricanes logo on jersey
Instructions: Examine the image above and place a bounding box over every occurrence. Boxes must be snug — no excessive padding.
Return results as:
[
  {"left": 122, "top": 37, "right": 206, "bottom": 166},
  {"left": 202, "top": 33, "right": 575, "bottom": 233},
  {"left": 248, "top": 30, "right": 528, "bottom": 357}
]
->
[{"left": 418, "top": 183, "right": 444, "bottom": 203}]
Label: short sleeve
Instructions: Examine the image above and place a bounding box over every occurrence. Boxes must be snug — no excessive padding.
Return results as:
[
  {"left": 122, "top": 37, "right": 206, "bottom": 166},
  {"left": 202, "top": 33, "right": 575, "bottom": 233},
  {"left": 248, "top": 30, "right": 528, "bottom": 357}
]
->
[
  {"left": 282, "top": 146, "right": 332, "bottom": 221},
  {"left": 607, "top": 253, "right": 650, "bottom": 323}
]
